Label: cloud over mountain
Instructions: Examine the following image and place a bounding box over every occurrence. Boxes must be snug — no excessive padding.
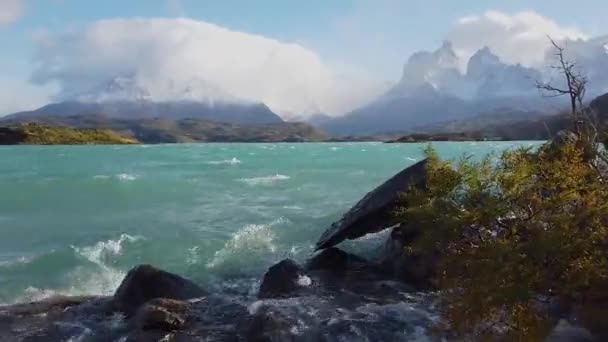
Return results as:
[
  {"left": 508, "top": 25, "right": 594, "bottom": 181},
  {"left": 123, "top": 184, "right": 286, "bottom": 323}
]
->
[
  {"left": 0, "top": 0, "right": 24, "bottom": 24},
  {"left": 30, "top": 18, "right": 386, "bottom": 116},
  {"left": 446, "top": 11, "right": 587, "bottom": 68}
]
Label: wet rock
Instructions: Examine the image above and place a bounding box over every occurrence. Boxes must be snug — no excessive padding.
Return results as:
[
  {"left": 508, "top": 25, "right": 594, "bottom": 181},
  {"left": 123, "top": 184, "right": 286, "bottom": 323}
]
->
[
  {"left": 546, "top": 319, "right": 594, "bottom": 342},
  {"left": 113, "top": 265, "right": 207, "bottom": 316},
  {"left": 378, "top": 227, "right": 437, "bottom": 289},
  {"left": 134, "top": 298, "right": 189, "bottom": 331},
  {"left": 240, "top": 305, "right": 296, "bottom": 342},
  {"left": 316, "top": 159, "right": 427, "bottom": 250},
  {"left": 306, "top": 247, "right": 368, "bottom": 272},
  {"left": 258, "top": 259, "right": 307, "bottom": 299}
]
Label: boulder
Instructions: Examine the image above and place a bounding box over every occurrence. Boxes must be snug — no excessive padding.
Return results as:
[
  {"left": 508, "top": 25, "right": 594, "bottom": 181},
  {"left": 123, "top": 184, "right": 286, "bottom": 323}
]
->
[
  {"left": 113, "top": 265, "right": 207, "bottom": 316},
  {"left": 258, "top": 259, "right": 308, "bottom": 299},
  {"left": 306, "top": 247, "right": 368, "bottom": 272},
  {"left": 378, "top": 227, "right": 437, "bottom": 289},
  {"left": 134, "top": 298, "right": 189, "bottom": 331},
  {"left": 239, "top": 305, "right": 296, "bottom": 342},
  {"left": 315, "top": 159, "right": 427, "bottom": 250}
]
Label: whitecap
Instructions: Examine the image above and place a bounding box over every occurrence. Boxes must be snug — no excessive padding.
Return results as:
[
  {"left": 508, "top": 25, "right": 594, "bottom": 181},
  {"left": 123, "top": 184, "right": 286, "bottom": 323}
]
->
[
  {"left": 238, "top": 174, "right": 290, "bottom": 186},
  {"left": 11, "top": 234, "right": 144, "bottom": 304},
  {"left": 206, "top": 218, "right": 288, "bottom": 270},
  {"left": 187, "top": 246, "right": 200, "bottom": 265},
  {"left": 206, "top": 157, "right": 241, "bottom": 165},
  {"left": 405, "top": 157, "right": 419, "bottom": 162},
  {"left": 92, "top": 175, "right": 110, "bottom": 180},
  {"left": 0, "top": 256, "right": 32, "bottom": 268},
  {"left": 116, "top": 173, "right": 137, "bottom": 181},
  {"left": 73, "top": 234, "right": 143, "bottom": 265},
  {"left": 282, "top": 205, "right": 303, "bottom": 210}
]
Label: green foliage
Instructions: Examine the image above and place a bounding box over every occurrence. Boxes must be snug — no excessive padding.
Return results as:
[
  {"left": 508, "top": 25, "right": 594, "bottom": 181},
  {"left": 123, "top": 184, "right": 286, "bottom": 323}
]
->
[
  {"left": 15, "top": 123, "right": 138, "bottom": 145},
  {"left": 396, "top": 141, "right": 608, "bottom": 340}
]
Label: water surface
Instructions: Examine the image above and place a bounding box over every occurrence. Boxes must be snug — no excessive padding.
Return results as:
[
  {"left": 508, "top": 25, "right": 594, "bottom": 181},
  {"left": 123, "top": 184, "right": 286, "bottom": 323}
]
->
[{"left": 0, "top": 141, "right": 539, "bottom": 303}]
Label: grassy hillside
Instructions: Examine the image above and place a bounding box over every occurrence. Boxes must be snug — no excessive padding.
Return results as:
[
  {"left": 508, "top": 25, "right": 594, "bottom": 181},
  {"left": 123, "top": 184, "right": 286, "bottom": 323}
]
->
[
  {"left": 0, "top": 123, "right": 139, "bottom": 145},
  {"left": 0, "top": 115, "right": 329, "bottom": 143}
]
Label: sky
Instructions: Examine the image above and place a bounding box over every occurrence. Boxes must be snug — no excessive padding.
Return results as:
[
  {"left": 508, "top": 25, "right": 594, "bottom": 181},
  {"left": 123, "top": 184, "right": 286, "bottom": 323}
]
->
[{"left": 0, "top": 0, "right": 607, "bottom": 116}]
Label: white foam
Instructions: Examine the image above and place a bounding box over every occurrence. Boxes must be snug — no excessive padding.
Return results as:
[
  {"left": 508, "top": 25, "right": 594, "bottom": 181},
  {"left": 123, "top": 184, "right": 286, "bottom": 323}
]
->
[
  {"left": 0, "top": 256, "right": 32, "bottom": 268},
  {"left": 116, "top": 173, "right": 137, "bottom": 181},
  {"left": 11, "top": 234, "right": 143, "bottom": 304},
  {"left": 92, "top": 175, "right": 110, "bottom": 180},
  {"left": 206, "top": 218, "right": 288, "bottom": 270},
  {"left": 297, "top": 275, "right": 312, "bottom": 287},
  {"left": 206, "top": 157, "right": 241, "bottom": 165},
  {"left": 405, "top": 157, "right": 419, "bottom": 162},
  {"left": 248, "top": 300, "right": 265, "bottom": 315},
  {"left": 187, "top": 246, "right": 200, "bottom": 265},
  {"left": 238, "top": 174, "right": 290, "bottom": 186},
  {"left": 74, "top": 234, "right": 142, "bottom": 265}
]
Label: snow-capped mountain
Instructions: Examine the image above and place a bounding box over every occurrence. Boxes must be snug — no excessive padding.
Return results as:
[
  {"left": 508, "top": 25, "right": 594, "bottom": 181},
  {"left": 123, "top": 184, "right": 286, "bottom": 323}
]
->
[
  {"left": 6, "top": 75, "right": 284, "bottom": 125},
  {"left": 320, "top": 39, "right": 608, "bottom": 135}
]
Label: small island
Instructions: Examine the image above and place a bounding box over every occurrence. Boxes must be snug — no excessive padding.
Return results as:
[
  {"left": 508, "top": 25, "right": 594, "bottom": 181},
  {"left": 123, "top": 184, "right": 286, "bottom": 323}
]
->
[{"left": 0, "top": 123, "right": 139, "bottom": 145}]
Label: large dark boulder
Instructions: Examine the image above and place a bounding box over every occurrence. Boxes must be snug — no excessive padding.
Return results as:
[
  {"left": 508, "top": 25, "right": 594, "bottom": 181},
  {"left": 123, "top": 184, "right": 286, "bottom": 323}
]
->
[
  {"left": 258, "top": 259, "right": 308, "bottom": 299},
  {"left": 315, "top": 159, "right": 427, "bottom": 250},
  {"left": 306, "top": 247, "right": 368, "bottom": 272},
  {"left": 239, "top": 305, "right": 296, "bottom": 342},
  {"left": 378, "top": 228, "right": 437, "bottom": 289},
  {"left": 134, "top": 298, "right": 189, "bottom": 332},
  {"left": 113, "top": 265, "right": 207, "bottom": 316}
]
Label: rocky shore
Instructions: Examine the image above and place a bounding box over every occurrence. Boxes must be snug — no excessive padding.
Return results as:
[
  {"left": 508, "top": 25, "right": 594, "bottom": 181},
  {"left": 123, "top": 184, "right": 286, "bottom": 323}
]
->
[{"left": 0, "top": 159, "right": 595, "bottom": 341}]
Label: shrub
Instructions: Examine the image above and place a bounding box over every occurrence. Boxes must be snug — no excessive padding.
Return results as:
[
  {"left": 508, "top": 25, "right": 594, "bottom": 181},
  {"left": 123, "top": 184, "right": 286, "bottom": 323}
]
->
[{"left": 396, "top": 141, "right": 608, "bottom": 340}]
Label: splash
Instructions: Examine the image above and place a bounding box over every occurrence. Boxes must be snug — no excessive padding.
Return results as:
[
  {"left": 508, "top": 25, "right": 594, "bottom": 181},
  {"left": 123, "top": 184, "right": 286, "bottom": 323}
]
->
[
  {"left": 206, "top": 218, "right": 289, "bottom": 271},
  {"left": 10, "top": 234, "right": 143, "bottom": 304}
]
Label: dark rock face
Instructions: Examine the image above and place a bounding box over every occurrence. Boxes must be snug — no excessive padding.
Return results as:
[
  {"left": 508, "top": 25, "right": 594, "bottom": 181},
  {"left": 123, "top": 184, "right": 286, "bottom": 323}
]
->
[
  {"left": 316, "top": 159, "right": 427, "bottom": 250},
  {"left": 134, "top": 298, "right": 189, "bottom": 331},
  {"left": 306, "top": 247, "right": 368, "bottom": 272},
  {"left": 377, "top": 228, "right": 437, "bottom": 289},
  {"left": 0, "top": 127, "right": 26, "bottom": 145},
  {"left": 258, "top": 259, "right": 307, "bottom": 299},
  {"left": 113, "top": 265, "right": 207, "bottom": 316},
  {"left": 239, "top": 305, "right": 296, "bottom": 342}
]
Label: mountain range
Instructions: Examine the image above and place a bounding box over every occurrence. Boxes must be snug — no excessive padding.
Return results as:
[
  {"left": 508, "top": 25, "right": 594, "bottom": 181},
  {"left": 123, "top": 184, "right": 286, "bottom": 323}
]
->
[
  {"left": 3, "top": 38, "right": 607, "bottom": 138},
  {"left": 319, "top": 39, "right": 608, "bottom": 135}
]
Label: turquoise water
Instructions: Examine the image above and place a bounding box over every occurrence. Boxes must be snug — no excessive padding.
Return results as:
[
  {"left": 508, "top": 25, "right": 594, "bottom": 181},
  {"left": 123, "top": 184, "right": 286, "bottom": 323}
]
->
[{"left": 0, "top": 142, "right": 539, "bottom": 304}]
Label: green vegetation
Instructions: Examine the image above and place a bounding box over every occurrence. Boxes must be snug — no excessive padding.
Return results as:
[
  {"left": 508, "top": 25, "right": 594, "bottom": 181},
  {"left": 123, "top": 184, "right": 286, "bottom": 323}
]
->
[
  {"left": 0, "top": 123, "right": 139, "bottom": 145},
  {"left": 395, "top": 129, "right": 608, "bottom": 339},
  {"left": 0, "top": 115, "right": 329, "bottom": 143}
]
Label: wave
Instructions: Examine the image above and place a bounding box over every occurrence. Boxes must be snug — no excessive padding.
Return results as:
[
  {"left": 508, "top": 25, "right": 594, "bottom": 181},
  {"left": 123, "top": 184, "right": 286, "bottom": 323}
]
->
[
  {"left": 0, "top": 256, "right": 32, "bottom": 268},
  {"left": 206, "top": 218, "right": 288, "bottom": 272},
  {"left": 238, "top": 174, "right": 290, "bottom": 186},
  {"left": 116, "top": 173, "right": 138, "bottom": 181},
  {"left": 8, "top": 234, "right": 143, "bottom": 304},
  {"left": 93, "top": 174, "right": 138, "bottom": 181},
  {"left": 405, "top": 157, "right": 419, "bottom": 162},
  {"left": 206, "top": 157, "right": 241, "bottom": 165}
]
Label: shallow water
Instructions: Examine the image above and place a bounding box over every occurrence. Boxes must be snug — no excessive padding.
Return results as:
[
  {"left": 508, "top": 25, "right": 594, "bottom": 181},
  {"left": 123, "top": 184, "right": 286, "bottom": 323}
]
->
[{"left": 0, "top": 142, "right": 539, "bottom": 304}]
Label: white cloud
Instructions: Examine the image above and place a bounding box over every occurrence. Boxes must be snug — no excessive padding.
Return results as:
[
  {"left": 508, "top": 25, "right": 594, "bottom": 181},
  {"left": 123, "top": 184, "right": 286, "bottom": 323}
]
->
[
  {"left": 0, "top": 0, "right": 24, "bottom": 24},
  {"left": 0, "top": 78, "right": 54, "bottom": 116},
  {"left": 447, "top": 11, "right": 588, "bottom": 68},
  {"left": 30, "top": 18, "right": 386, "bottom": 116}
]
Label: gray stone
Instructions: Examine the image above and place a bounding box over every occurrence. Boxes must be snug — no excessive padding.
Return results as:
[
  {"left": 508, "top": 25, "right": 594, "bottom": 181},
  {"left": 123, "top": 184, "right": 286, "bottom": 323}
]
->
[
  {"left": 134, "top": 298, "right": 189, "bottom": 331},
  {"left": 258, "top": 259, "right": 306, "bottom": 299},
  {"left": 315, "top": 159, "right": 427, "bottom": 250},
  {"left": 113, "top": 265, "right": 207, "bottom": 316}
]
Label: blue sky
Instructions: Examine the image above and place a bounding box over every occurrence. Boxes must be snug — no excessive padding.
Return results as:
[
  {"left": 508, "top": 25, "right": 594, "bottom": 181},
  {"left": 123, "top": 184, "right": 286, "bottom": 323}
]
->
[{"left": 0, "top": 0, "right": 607, "bottom": 115}]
